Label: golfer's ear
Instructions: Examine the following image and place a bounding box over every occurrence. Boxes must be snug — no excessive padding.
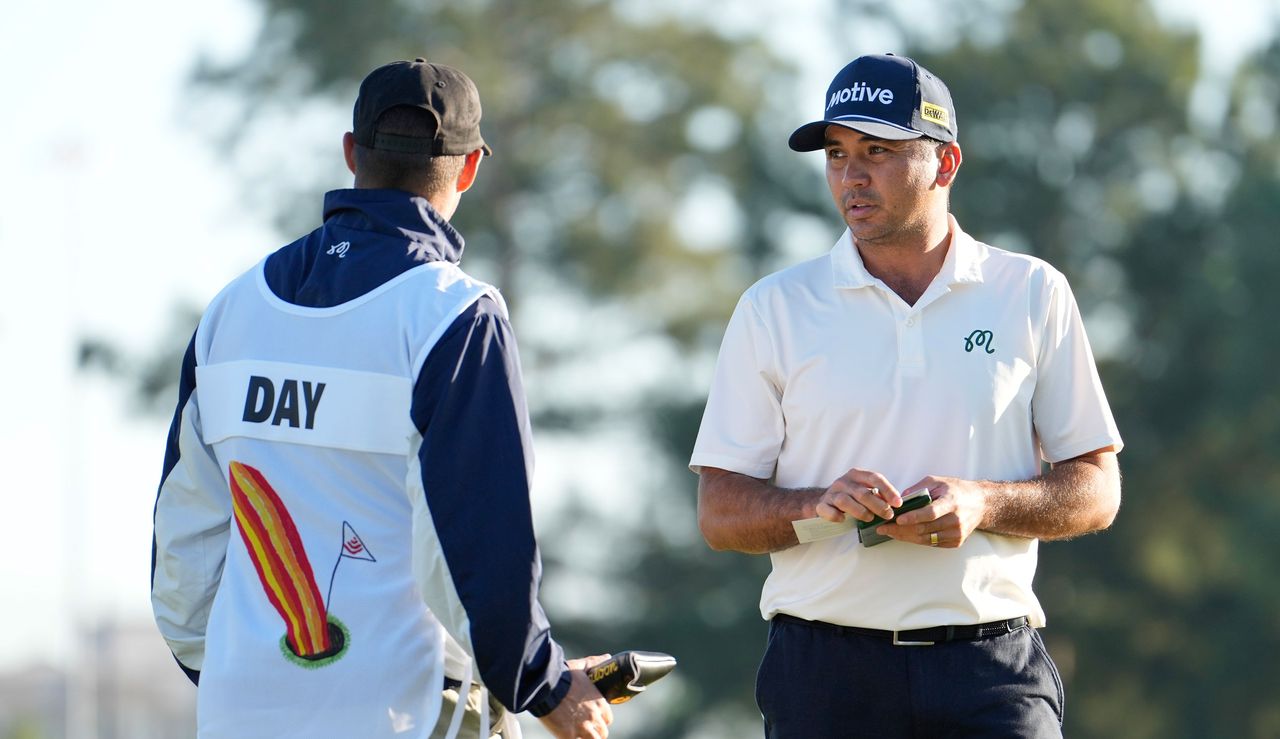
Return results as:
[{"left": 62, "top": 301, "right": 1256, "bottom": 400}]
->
[
  {"left": 936, "top": 142, "right": 962, "bottom": 186},
  {"left": 456, "top": 148, "right": 483, "bottom": 193},
  {"left": 342, "top": 132, "right": 357, "bottom": 176}
]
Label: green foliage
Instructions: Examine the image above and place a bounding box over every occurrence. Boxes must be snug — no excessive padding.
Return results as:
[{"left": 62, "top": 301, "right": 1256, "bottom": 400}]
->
[
  {"left": 196, "top": 0, "right": 813, "bottom": 341},
  {"left": 1, "top": 718, "right": 48, "bottom": 739}
]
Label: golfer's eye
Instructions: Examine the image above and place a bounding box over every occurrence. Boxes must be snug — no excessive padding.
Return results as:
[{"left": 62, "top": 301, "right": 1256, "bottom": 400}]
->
[{"left": 825, "top": 149, "right": 845, "bottom": 160}]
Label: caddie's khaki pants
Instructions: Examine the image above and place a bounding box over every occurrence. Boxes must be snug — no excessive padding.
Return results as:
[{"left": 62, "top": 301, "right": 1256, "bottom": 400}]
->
[{"left": 428, "top": 682, "right": 510, "bottom": 739}]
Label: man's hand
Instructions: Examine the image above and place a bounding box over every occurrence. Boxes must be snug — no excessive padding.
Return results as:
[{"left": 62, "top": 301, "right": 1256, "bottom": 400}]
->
[
  {"left": 565, "top": 654, "right": 612, "bottom": 672},
  {"left": 877, "top": 476, "right": 987, "bottom": 548},
  {"left": 538, "top": 656, "right": 614, "bottom": 739},
  {"left": 873, "top": 450, "right": 1121, "bottom": 546},
  {"left": 814, "top": 468, "right": 901, "bottom": 524}
]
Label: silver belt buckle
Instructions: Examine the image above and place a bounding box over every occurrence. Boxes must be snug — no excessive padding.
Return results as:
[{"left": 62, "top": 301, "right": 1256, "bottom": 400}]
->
[{"left": 892, "top": 631, "right": 935, "bottom": 646}]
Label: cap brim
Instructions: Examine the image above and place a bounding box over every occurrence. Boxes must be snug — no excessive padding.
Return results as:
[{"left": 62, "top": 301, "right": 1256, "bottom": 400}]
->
[{"left": 788, "top": 118, "right": 923, "bottom": 151}]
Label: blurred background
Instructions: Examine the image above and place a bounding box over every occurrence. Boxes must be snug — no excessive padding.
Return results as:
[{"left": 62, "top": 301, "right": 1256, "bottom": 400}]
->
[{"left": 1, "top": 0, "right": 1278, "bottom": 736}]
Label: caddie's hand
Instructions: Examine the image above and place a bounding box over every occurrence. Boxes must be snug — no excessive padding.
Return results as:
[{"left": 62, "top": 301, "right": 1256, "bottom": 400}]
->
[
  {"left": 538, "top": 661, "right": 613, "bottom": 739},
  {"left": 877, "top": 475, "right": 985, "bottom": 548},
  {"left": 566, "top": 654, "right": 611, "bottom": 671},
  {"left": 813, "top": 468, "right": 901, "bottom": 523}
]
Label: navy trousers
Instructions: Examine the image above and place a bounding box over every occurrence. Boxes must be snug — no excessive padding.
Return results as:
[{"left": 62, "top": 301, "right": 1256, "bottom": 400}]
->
[{"left": 755, "top": 616, "right": 1064, "bottom": 738}]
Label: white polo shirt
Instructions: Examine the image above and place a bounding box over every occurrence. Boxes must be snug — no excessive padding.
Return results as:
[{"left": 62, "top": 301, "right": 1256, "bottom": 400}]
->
[{"left": 690, "top": 216, "right": 1122, "bottom": 630}]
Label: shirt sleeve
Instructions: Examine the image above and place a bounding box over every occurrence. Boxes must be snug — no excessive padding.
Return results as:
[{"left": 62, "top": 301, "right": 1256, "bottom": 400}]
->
[
  {"left": 1030, "top": 269, "right": 1124, "bottom": 463},
  {"left": 409, "top": 296, "right": 570, "bottom": 717},
  {"left": 151, "top": 332, "right": 232, "bottom": 686},
  {"left": 689, "top": 291, "right": 786, "bottom": 478}
]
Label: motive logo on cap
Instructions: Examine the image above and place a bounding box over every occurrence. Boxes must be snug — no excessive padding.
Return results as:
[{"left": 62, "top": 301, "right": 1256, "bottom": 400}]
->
[{"left": 827, "top": 82, "right": 896, "bottom": 110}]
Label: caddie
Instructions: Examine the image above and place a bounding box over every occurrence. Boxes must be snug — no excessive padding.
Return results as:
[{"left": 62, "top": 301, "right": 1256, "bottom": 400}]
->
[{"left": 151, "top": 58, "right": 612, "bottom": 739}]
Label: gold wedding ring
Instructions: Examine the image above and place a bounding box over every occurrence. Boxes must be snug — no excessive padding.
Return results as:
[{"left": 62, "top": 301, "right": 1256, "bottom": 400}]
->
[{"left": 929, "top": 532, "right": 939, "bottom": 547}]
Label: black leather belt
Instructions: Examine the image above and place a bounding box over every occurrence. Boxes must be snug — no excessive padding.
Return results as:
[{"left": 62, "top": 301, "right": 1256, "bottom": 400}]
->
[{"left": 773, "top": 612, "right": 1029, "bottom": 646}]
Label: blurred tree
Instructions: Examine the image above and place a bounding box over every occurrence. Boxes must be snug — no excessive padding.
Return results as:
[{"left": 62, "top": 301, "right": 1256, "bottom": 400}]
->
[
  {"left": 0, "top": 718, "right": 48, "bottom": 739},
  {"left": 92, "top": 0, "right": 1280, "bottom": 735},
  {"left": 190, "top": 0, "right": 826, "bottom": 335},
  {"left": 79, "top": 304, "right": 203, "bottom": 415}
]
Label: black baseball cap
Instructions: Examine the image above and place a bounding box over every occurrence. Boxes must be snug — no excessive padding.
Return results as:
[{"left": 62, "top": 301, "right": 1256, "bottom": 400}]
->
[
  {"left": 353, "top": 58, "right": 492, "bottom": 156},
  {"left": 788, "top": 53, "right": 957, "bottom": 151}
]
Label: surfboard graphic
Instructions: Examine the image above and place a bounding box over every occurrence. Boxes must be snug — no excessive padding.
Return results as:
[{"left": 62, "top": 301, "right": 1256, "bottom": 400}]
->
[{"left": 229, "top": 461, "right": 347, "bottom": 666}]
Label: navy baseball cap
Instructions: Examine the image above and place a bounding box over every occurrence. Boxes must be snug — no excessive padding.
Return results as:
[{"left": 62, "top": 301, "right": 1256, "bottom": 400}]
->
[
  {"left": 353, "top": 58, "right": 492, "bottom": 156},
  {"left": 788, "top": 53, "right": 957, "bottom": 151}
]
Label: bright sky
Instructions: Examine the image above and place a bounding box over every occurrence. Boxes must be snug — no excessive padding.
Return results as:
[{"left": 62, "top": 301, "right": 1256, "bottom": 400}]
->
[
  {"left": 0, "top": 0, "right": 267, "bottom": 669},
  {"left": 0, "top": 0, "right": 1273, "bottom": 675}
]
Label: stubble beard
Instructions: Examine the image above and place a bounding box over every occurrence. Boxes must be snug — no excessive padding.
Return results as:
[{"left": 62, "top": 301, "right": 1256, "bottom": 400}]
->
[{"left": 844, "top": 205, "right": 934, "bottom": 254}]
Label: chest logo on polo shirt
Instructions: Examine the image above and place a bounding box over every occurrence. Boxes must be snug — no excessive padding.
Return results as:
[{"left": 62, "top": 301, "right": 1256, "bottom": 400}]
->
[{"left": 963, "top": 329, "right": 996, "bottom": 354}]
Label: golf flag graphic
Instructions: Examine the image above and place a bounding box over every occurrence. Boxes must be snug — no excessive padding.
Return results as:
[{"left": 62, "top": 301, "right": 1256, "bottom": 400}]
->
[
  {"left": 341, "top": 521, "right": 376, "bottom": 561},
  {"left": 229, "top": 461, "right": 346, "bottom": 666},
  {"left": 326, "top": 521, "right": 376, "bottom": 608}
]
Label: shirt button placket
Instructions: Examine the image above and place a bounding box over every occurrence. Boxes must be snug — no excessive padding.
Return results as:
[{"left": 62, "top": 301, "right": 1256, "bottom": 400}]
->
[{"left": 900, "top": 313, "right": 925, "bottom": 376}]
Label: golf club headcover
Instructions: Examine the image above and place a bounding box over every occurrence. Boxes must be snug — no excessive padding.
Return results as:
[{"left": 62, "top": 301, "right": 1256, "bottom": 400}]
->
[{"left": 586, "top": 650, "right": 677, "bottom": 704}]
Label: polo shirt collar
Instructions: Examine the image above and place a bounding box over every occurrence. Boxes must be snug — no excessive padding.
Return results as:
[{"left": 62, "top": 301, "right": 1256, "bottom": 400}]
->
[
  {"left": 945, "top": 215, "right": 985, "bottom": 285},
  {"left": 830, "top": 214, "right": 985, "bottom": 289},
  {"left": 830, "top": 230, "right": 874, "bottom": 289}
]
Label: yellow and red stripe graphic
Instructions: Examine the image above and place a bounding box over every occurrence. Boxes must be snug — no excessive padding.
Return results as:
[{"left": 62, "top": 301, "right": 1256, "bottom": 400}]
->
[{"left": 229, "top": 461, "right": 332, "bottom": 658}]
